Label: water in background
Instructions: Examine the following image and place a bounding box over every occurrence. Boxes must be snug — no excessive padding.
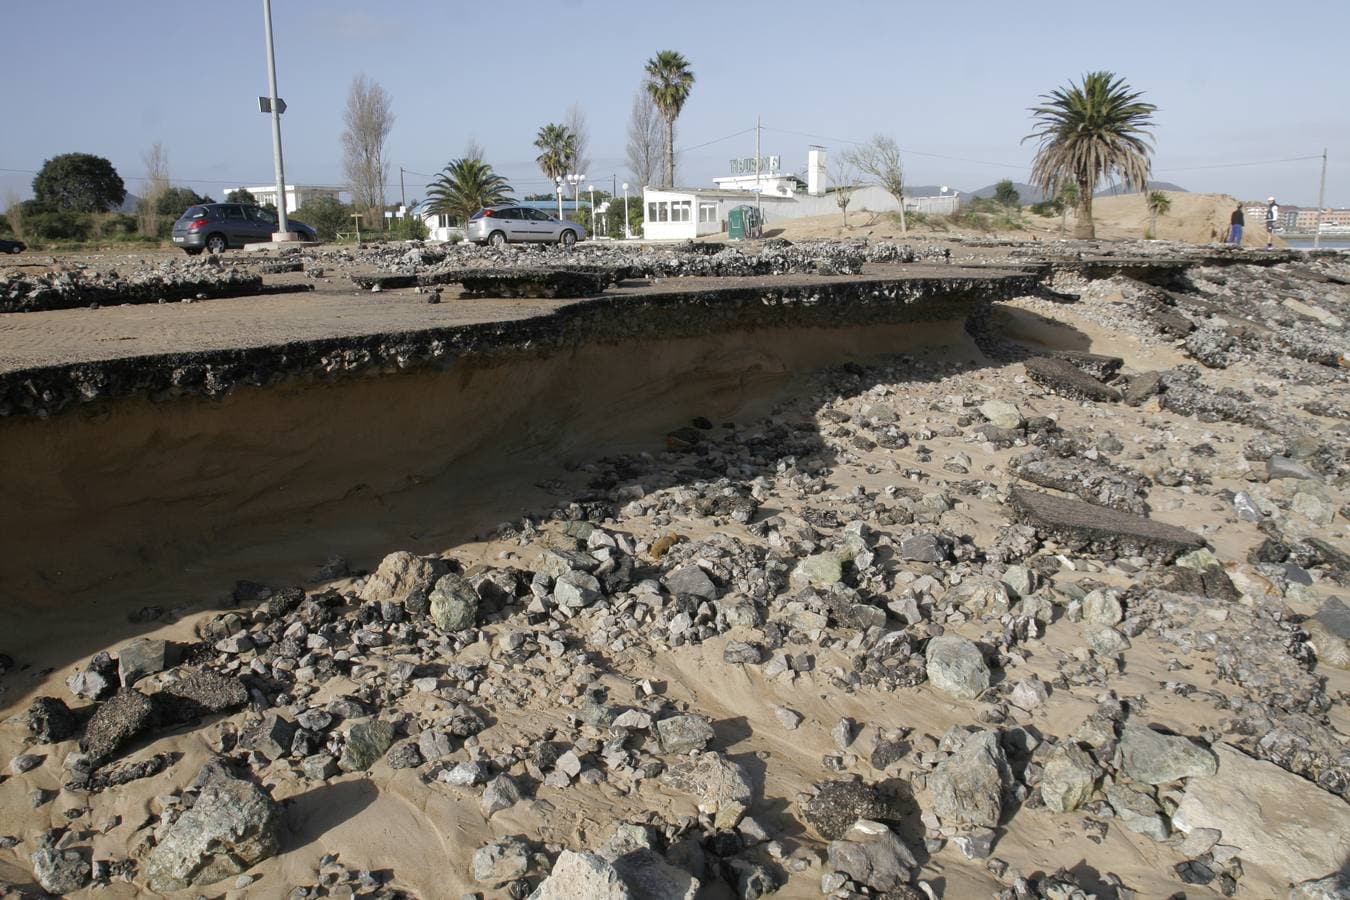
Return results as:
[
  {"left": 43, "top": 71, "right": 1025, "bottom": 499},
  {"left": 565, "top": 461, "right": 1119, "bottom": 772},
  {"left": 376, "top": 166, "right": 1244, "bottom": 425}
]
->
[{"left": 1285, "top": 238, "right": 1350, "bottom": 250}]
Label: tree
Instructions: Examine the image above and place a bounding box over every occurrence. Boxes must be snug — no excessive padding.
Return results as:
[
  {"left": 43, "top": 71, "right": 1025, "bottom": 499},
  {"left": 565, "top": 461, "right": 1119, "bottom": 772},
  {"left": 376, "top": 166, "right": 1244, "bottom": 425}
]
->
[
  {"left": 427, "top": 156, "right": 513, "bottom": 223},
  {"left": 565, "top": 104, "right": 591, "bottom": 179},
  {"left": 225, "top": 188, "right": 258, "bottom": 205},
  {"left": 625, "top": 90, "right": 664, "bottom": 188},
  {"left": 295, "top": 195, "right": 350, "bottom": 241},
  {"left": 534, "top": 123, "right": 578, "bottom": 187},
  {"left": 137, "top": 142, "right": 171, "bottom": 236},
  {"left": 644, "top": 50, "right": 694, "bottom": 188},
  {"left": 845, "top": 135, "right": 906, "bottom": 232},
  {"left": 1024, "top": 71, "right": 1157, "bottom": 239},
  {"left": 155, "top": 186, "right": 213, "bottom": 217},
  {"left": 342, "top": 74, "right": 395, "bottom": 228},
  {"left": 994, "top": 179, "right": 1020, "bottom": 207},
  {"left": 832, "top": 162, "right": 859, "bottom": 228},
  {"left": 32, "top": 153, "right": 126, "bottom": 213},
  {"left": 1146, "top": 190, "right": 1171, "bottom": 238}
]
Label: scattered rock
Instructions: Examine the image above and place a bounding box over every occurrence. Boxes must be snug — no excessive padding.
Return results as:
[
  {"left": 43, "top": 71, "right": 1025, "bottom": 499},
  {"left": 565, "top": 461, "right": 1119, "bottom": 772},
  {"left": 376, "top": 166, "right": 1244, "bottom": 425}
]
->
[
  {"left": 145, "top": 760, "right": 282, "bottom": 892},
  {"left": 925, "top": 635, "right": 991, "bottom": 700}
]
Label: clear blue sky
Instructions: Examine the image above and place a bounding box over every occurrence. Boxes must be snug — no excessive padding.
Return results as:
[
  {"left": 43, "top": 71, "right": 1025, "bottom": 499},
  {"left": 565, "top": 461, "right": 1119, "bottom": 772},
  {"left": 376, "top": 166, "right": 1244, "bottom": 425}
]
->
[{"left": 3, "top": 0, "right": 1347, "bottom": 207}]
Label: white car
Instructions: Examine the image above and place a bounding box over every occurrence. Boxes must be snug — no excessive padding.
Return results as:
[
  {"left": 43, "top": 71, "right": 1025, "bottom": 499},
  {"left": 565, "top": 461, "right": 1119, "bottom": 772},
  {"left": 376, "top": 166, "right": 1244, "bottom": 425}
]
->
[{"left": 465, "top": 206, "right": 587, "bottom": 247}]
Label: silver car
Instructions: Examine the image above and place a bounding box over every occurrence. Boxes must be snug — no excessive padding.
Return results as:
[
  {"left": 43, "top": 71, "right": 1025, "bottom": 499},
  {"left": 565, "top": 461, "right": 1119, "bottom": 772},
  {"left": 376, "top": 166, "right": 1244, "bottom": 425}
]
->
[{"left": 465, "top": 206, "right": 587, "bottom": 247}]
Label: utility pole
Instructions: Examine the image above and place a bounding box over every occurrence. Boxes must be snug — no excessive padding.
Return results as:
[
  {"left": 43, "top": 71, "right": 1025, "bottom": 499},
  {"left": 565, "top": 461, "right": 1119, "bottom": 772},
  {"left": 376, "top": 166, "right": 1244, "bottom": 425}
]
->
[
  {"left": 399, "top": 166, "right": 407, "bottom": 211},
  {"left": 755, "top": 115, "right": 762, "bottom": 217},
  {"left": 1313, "top": 148, "right": 1327, "bottom": 250},
  {"left": 261, "top": 0, "right": 291, "bottom": 239}
]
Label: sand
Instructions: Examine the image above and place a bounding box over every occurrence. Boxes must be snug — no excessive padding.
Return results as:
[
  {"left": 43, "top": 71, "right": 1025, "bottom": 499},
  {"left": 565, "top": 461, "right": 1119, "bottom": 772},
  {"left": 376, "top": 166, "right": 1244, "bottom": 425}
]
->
[{"left": 1, "top": 251, "right": 1347, "bottom": 898}]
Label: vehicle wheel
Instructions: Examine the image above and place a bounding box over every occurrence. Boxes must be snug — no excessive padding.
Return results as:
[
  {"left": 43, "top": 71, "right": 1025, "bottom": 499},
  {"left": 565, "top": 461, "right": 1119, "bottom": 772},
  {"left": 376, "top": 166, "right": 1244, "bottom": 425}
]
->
[
  {"left": 205, "top": 233, "right": 227, "bottom": 254},
  {"left": 488, "top": 231, "right": 507, "bottom": 248},
  {"left": 559, "top": 230, "right": 577, "bottom": 248}
]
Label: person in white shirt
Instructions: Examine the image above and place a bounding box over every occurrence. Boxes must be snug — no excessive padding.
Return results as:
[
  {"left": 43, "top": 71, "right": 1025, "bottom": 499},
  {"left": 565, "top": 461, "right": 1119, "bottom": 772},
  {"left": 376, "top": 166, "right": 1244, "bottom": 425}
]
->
[{"left": 1265, "top": 197, "right": 1279, "bottom": 249}]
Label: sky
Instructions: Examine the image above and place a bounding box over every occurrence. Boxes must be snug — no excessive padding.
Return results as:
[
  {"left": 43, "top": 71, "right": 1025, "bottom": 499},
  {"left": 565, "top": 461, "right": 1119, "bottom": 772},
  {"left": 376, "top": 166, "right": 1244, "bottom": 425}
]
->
[{"left": 3, "top": 0, "right": 1348, "bottom": 209}]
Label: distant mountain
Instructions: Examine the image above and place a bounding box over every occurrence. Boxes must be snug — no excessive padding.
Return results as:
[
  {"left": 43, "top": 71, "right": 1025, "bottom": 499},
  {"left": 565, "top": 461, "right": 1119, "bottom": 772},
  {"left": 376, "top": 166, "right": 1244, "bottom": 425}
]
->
[
  {"left": 117, "top": 192, "right": 142, "bottom": 213},
  {"left": 1093, "top": 180, "right": 1188, "bottom": 198}
]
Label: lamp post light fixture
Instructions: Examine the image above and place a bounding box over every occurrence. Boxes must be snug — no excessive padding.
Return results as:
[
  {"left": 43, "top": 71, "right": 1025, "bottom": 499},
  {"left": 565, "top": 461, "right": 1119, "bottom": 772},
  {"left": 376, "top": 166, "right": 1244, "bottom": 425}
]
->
[{"left": 622, "top": 183, "right": 630, "bottom": 239}]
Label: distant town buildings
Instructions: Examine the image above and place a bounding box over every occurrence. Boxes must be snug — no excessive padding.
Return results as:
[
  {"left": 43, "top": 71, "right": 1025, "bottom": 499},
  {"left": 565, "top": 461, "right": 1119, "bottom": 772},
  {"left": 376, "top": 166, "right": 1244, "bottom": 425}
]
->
[
  {"left": 642, "top": 146, "right": 960, "bottom": 241},
  {"left": 1246, "top": 203, "right": 1350, "bottom": 234}
]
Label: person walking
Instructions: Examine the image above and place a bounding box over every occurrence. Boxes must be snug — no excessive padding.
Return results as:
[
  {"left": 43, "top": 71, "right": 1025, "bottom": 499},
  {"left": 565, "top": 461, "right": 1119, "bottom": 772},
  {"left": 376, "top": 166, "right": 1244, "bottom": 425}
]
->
[
  {"left": 1229, "top": 203, "right": 1244, "bottom": 245},
  {"left": 1265, "top": 197, "right": 1279, "bottom": 249}
]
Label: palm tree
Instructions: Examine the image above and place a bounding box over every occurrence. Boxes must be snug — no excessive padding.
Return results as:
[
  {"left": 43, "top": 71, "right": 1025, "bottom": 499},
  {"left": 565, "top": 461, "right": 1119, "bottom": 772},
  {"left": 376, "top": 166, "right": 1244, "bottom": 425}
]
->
[
  {"left": 644, "top": 50, "right": 694, "bottom": 188},
  {"left": 1146, "top": 190, "right": 1171, "bottom": 238},
  {"left": 533, "top": 123, "right": 577, "bottom": 186},
  {"left": 1024, "top": 71, "right": 1157, "bottom": 239},
  {"left": 426, "top": 157, "right": 513, "bottom": 223}
]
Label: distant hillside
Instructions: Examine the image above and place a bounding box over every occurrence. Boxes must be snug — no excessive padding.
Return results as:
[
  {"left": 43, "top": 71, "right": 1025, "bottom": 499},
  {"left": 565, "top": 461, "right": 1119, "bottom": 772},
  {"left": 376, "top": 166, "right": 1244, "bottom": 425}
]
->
[
  {"left": 1093, "top": 180, "right": 1188, "bottom": 198},
  {"left": 966, "top": 182, "right": 1047, "bottom": 204},
  {"left": 117, "top": 193, "right": 142, "bottom": 213}
]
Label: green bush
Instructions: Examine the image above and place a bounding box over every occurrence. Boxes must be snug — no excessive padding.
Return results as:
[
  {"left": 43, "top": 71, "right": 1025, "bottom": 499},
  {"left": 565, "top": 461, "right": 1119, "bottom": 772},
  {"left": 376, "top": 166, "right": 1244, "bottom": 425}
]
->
[
  {"left": 295, "top": 195, "right": 350, "bottom": 241},
  {"left": 95, "top": 213, "right": 138, "bottom": 237},
  {"left": 25, "top": 209, "right": 90, "bottom": 241},
  {"left": 1029, "top": 200, "right": 1060, "bottom": 217},
  {"left": 395, "top": 214, "right": 428, "bottom": 241}
]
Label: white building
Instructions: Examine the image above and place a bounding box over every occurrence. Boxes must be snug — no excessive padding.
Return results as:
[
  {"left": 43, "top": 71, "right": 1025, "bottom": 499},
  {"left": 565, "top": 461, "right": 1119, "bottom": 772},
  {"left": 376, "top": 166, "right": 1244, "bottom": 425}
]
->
[
  {"left": 641, "top": 147, "right": 959, "bottom": 241},
  {"left": 228, "top": 184, "right": 341, "bottom": 213}
]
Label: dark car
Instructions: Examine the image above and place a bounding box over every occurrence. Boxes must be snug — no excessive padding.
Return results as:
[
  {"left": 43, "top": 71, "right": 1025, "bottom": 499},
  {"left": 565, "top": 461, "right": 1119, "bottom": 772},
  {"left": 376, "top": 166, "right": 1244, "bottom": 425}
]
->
[
  {"left": 0, "top": 238, "right": 25, "bottom": 254},
  {"left": 170, "top": 203, "right": 318, "bottom": 254}
]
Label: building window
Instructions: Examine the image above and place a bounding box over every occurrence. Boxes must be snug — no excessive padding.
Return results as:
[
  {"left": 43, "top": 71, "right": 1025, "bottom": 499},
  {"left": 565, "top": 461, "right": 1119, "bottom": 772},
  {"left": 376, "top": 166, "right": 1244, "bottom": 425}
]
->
[
  {"left": 655, "top": 202, "right": 669, "bottom": 222},
  {"left": 436, "top": 214, "right": 455, "bottom": 229},
  {"left": 648, "top": 202, "right": 657, "bottom": 221},
  {"left": 672, "top": 200, "right": 691, "bottom": 222},
  {"left": 698, "top": 202, "right": 717, "bottom": 223}
]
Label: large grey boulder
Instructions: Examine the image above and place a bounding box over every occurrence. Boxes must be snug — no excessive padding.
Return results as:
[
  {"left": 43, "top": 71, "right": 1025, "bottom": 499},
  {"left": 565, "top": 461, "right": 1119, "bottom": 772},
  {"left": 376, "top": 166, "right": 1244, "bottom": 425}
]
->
[
  {"left": 928, "top": 731, "right": 1008, "bottom": 828},
  {"left": 1119, "top": 725, "right": 1217, "bottom": 784},
  {"left": 979, "top": 400, "right": 1024, "bottom": 430},
  {"left": 358, "top": 550, "right": 444, "bottom": 606},
  {"left": 117, "top": 638, "right": 169, "bottom": 688},
  {"left": 663, "top": 564, "right": 719, "bottom": 600},
  {"left": 659, "top": 751, "right": 753, "bottom": 829},
  {"left": 32, "top": 848, "right": 91, "bottom": 894},
  {"left": 81, "top": 689, "right": 156, "bottom": 763},
  {"left": 789, "top": 551, "right": 847, "bottom": 591},
  {"left": 338, "top": 718, "right": 396, "bottom": 772},
  {"left": 1174, "top": 744, "right": 1350, "bottom": 886},
  {"left": 472, "top": 837, "right": 533, "bottom": 884},
  {"left": 825, "top": 819, "right": 918, "bottom": 893},
  {"left": 1105, "top": 782, "right": 1168, "bottom": 841},
  {"left": 1039, "top": 742, "right": 1100, "bottom": 813},
  {"left": 145, "top": 761, "right": 282, "bottom": 892},
  {"left": 527, "top": 850, "right": 631, "bottom": 900},
  {"left": 945, "top": 578, "right": 1011, "bottom": 619},
  {"left": 1304, "top": 597, "right": 1350, "bottom": 670},
  {"left": 800, "top": 781, "right": 889, "bottom": 841},
  {"left": 428, "top": 572, "right": 480, "bottom": 631},
  {"left": 925, "top": 635, "right": 990, "bottom": 700},
  {"left": 610, "top": 848, "right": 701, "bottom": 900},
  {"left": 655, "top": 715, "right": 714, "bottom": 755}
]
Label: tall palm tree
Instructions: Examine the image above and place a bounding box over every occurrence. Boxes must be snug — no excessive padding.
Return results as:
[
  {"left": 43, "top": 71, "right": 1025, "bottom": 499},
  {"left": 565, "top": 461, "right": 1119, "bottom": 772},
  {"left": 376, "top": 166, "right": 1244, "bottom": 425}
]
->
[
  {"left": 426, "top": 157, "right": 513, "bottom": 223},
  {"left": 1024, "top": 71, "right": 1157, "bottom": 239},
  {"left": 644, "top": 50, "right": 694, "bottom": 188},
  {"left": 533, "top": 123, "right": 577, "bottom": 186},
  {"left": 1146, "top": 190, "right": 1171, "bottom": 238}
]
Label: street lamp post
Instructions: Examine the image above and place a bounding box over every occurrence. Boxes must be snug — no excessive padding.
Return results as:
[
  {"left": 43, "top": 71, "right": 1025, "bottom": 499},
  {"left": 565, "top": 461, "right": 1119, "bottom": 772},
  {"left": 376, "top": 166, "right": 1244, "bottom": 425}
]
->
[
  {"left": 622, "top": 183, "right": 630, "bottom": 239},
  {"left": 555, "top": 176, "right": 564, "bottom": 220},
  {"left": 261, "top": 0, "right": 293, "bottom": 240},
  {"left": 588, "top": 184, "right": 595, "bottom": 236}
]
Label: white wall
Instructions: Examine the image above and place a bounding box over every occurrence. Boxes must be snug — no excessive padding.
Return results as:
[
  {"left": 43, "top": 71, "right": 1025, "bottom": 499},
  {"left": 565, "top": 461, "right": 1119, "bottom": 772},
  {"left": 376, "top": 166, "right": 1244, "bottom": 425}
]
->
[{"left": 642, "top": 190, "right": 699, "bottom": 240}]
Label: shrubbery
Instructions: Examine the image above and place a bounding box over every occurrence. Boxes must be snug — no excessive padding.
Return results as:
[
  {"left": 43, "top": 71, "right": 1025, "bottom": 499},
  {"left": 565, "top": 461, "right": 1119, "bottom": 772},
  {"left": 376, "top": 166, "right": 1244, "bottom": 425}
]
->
[{"left": 294, "top": 195, "right": 350, "bottom": 241}]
